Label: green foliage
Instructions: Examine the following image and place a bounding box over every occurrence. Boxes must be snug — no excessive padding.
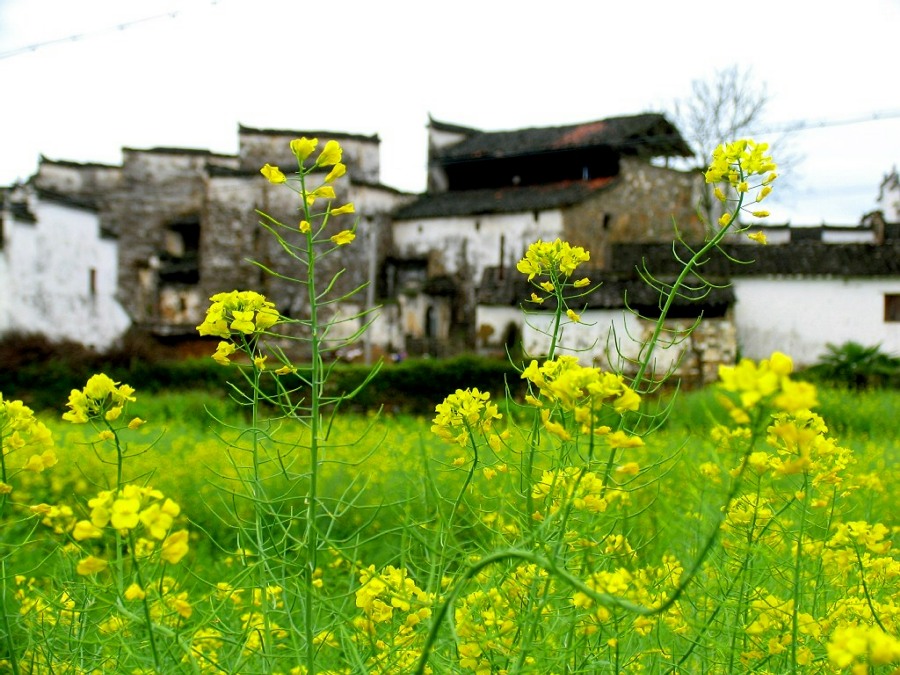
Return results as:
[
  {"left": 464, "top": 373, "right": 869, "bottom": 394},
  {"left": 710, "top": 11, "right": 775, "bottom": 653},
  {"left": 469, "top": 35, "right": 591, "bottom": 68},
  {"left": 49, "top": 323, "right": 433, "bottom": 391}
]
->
[
  {"left": 328, "top": 354, "right": 525, "bottom": 413},
  {"left": 803, "top": 341, "right": 900, "bottom": 389},
  {"left": 0, "top": 331, "right": 233, "bottom": 411},
  {"left": 5, "top": 138, "right": 899, "bottom": 675}
]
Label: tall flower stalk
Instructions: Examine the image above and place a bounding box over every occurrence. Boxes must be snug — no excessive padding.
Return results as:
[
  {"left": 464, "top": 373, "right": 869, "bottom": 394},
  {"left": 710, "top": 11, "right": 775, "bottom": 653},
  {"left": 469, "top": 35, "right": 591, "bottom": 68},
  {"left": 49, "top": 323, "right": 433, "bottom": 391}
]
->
[{"left": 196, "top": 137, "right": 379, "bottom": 674}]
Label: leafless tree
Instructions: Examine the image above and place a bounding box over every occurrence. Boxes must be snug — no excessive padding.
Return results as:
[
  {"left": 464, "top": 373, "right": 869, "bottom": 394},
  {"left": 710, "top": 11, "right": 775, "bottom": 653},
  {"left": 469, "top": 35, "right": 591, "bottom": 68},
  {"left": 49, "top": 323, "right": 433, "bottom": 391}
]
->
[{"left": 672, "top": 65, "right": 797, "bottom": 227}]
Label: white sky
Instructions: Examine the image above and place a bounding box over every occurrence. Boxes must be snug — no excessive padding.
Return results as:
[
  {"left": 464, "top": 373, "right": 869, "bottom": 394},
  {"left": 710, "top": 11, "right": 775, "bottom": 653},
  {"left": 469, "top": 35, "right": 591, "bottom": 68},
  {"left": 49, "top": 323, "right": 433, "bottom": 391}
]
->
[{"left": 1, "top": 0, "right": 899, "bottom": 225}]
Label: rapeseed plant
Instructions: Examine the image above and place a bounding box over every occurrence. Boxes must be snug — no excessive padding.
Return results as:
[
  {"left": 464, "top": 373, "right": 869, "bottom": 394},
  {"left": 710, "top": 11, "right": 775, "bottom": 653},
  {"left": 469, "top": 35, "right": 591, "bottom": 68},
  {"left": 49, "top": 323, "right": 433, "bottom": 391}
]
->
[{"left": 4, "top": 133, "right": 898, "bottom": 675}]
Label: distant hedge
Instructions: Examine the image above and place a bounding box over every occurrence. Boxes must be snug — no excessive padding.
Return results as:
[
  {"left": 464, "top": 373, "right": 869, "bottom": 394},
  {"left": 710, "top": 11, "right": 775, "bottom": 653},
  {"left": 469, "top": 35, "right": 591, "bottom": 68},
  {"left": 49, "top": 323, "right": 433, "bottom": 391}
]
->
[
  {"left": 326, "top": 355, "right": 525, "bottom": 413},
  {"left": 1, "top": 332, "right": 523, "bottom": 414}
]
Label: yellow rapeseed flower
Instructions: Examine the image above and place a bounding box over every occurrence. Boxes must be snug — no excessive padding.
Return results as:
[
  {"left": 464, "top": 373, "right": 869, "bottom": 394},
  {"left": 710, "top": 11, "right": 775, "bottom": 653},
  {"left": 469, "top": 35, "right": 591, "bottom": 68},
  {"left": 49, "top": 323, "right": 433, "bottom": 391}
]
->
[
  {"left": 331, "top": 230, "right": 355, "bottom": 246},
  {"left": 76, "top": 555, "right": 108, "bottom": 576},
  {"left": 432, "top": 388, "right": 501, "bottom": 446},
  {"left": 63, "top": 374, "right": 136, "bottom": 424},
  {"left": 306, "top": 185, "right": 336, "bottom": 205},
  {"left": 260, "top": 163, "right": 286, "bottom": 184},
  {"left": 124, "top": 583, "right": 146, "bottom": 601},
  {"left": 324, "top": 163, "right": 346, "bottom": 183},
  {"left": 330, "top": 202, "right": 355, "bottom": 216},
  {"left": 161, "top": 529, "right": 190, "bottom": 564},
  {"left": 290, "top": 137, "right": 318, "bottom": 162},
  {"left": 197, "top": 290, "right": 280, "bottom": 341},
  {"left": 315, "top": 140, "right": 343, "bottom": 168},
  {"left": 516, "top": 238, "right": 590, "bottom": 282}
]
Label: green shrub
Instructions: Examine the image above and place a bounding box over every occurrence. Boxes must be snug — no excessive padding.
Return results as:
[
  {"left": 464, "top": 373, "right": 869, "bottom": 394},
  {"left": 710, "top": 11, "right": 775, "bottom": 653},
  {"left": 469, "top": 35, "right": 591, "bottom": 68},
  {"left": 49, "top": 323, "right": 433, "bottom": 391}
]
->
[
  {"left": 802, "top": 341, "right": 900, "bottom": 389},
  {"left": 327, "top": 354, "right": 526, "bottom": 412}
]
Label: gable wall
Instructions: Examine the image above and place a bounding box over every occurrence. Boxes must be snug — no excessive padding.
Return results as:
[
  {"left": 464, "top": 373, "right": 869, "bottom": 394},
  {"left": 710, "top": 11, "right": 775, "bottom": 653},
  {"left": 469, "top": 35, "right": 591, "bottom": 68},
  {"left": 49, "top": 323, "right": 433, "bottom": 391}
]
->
[
  {"left": 0, "top": 199, "right": 128, "bottom": 349},
  {"left": 393, "top": 210, "right": 563, "bottom": 283}
]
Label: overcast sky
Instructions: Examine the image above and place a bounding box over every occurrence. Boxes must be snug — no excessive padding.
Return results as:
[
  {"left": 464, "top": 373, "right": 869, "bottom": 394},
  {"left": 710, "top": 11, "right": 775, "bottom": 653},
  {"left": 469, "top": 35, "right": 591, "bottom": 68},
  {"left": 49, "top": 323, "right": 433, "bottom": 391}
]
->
[{"left": 2, "top": 0, "right": 899, "bottom": 225}]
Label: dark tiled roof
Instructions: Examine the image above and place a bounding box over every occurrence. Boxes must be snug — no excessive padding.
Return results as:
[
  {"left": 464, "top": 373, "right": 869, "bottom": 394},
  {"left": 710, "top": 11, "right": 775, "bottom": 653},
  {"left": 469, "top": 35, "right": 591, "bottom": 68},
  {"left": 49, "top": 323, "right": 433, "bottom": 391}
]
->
[
  {"left": 478, "top": 267, "right": 734, "bottom": 315},
  {"left": 608, "top": 241, "right": 900, "bottom": 277},
  {"left": 39, "top": 155, "right": 120, "bottom": 170},
  {"left": 238, "top": 124, "right": 379, "bottom": 143},
  {"left": 36, "top": 188, "right": 100, "bottom": 212},
  {"left": 428, "top": 117, "right": 481, "bottom": 135},
  {"left": 393, "top": 177, "right": 616, "bottom": 219},
  {"left": 122, "top": 146, "right": 233, "bottom": 158},
  {"left": 434, "top": 113, "right": 692, "bottom": 162}
]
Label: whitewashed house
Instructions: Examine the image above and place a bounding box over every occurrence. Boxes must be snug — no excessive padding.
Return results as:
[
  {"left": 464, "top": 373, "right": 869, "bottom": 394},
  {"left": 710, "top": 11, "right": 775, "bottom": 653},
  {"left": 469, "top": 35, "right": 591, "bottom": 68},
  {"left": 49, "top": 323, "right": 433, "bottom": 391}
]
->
[
  {"left": 0, "top": 185, "right": 130, "bottom": 350},
  {"left": 512, "top": 239, "right": 900, "bottom": 375},
  {"left": 5, "top": 119, "right": 900, "bottom": 375},
  {"left": 391, "top": 114, "right": 703, "bottom": 356}
]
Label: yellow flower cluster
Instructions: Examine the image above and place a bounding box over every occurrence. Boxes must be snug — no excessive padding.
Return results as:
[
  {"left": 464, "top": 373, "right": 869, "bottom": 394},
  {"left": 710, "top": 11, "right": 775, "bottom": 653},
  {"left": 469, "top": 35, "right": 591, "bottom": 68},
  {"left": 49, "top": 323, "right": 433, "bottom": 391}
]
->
[
  {"left": 741, "top": 591, "right": 820, "bottom": 664},
  {"left": 197, "top": 290, "right": 279, "bottom": 341},
  {"left": 763, "top": 409, "right": 855, "bottom": 484},
  {"left": 522, "top": 356, "right": 642, "bottom": 445},
  {"left": 516, "top": 238, "right": 590, "bottom": 282},
  {"left": 354, "top": 564, "right": 432, "bottom": 629},
  {"left": 827, "top": 521, "right": 892, "bottom": 556},
  {"left": 717, "top": 351, "right": 818, "bottom": 425},
  {"left": 1, "top": 395, "right": 56, "bottom": 490},
  {"left": 260, "top": 137, "right": 356, "bottom": 245},
  {"left": 705, "top": 139, "right": 778, "bottom": 237},
  {"left": 61, "top": 373, "right": 136, "bottom": 424},
  {"left": 431, "top": 388, "right": 502, "bottom": 447},
  {"left": 352, "top": 565, "right": 434, "bottom": 673},
  {"left": 572, "top": 557, "right": 684, "bottom": 639},
  {"left": 532, "top": 466, "right": 630, "bottom": 517},
  {"left": 705, "top": 139, "right": 777, "bottom": 187},
  {"left": 454, "top": 564, "right": 549, "bottom": 673},
  {"left": 827, "top": 624, "right": 900, "bottom": 671},
  {"left": 71, "top": 484, "right": 189, "bottom": 574}
]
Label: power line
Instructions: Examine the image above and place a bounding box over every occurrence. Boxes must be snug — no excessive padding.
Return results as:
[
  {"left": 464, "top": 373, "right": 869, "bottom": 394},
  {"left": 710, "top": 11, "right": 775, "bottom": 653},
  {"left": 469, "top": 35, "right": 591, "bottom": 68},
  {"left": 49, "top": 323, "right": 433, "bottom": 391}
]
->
[
  {"left": 0, "top": 1, "right": 220, "bottom": 61},
  {"left": 749, "top": 109, "right": 900, "bottom": 136}
]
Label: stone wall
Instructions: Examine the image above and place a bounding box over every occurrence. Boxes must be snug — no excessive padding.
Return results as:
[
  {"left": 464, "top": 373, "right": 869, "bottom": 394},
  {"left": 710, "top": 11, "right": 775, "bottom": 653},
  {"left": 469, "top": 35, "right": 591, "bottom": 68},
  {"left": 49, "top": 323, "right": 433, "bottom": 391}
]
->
[
  {"left": 238, "top": 127, "right": 382, "bottom": 184},
  {"left": 562, "top": 157, "right": 704, "bottom": 268},
  {"left": 111, "top": 149, "right": 219, "bottom": 329}
]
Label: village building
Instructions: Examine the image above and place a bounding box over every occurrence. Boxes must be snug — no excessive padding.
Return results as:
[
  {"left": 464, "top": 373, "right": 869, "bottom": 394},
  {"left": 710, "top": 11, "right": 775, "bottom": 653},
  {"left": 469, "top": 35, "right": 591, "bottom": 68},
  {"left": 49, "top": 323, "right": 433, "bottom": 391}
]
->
[
  {"left": 391, "top": 114, "right": 705, "bottom": 357},
  {"left": 22, "top": 127, "right": 410, "bottom": 355},
  {"left": 3, "top": 117, "right": 899, "bottom": 373},
  {"left": 0, "top": 179, "right": 129, "bottom": 350}
]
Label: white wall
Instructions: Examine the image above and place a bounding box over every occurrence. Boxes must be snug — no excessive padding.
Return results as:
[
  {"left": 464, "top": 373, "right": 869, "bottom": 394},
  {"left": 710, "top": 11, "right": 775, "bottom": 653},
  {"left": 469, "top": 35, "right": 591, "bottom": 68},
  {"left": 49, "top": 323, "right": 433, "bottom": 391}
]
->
[
  {"left": 732, "top": 277, "right": 900, "bottom": 365},
  {"left": 0, "top": 198, "right": 130, "bottom": 350},
  {"left": 519, "top": 308, "right": 702, "bottom": 373},
  {"left": 393, "top": 210, "right": 563, "bottom": 283}
]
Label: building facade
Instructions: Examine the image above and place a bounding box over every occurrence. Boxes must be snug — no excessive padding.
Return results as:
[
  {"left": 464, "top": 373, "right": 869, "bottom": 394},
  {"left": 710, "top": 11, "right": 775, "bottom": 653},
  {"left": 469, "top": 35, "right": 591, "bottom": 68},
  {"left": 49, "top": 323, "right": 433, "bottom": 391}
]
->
[{"left": 5, "top": 117, "right": 899, "bottom": 373}]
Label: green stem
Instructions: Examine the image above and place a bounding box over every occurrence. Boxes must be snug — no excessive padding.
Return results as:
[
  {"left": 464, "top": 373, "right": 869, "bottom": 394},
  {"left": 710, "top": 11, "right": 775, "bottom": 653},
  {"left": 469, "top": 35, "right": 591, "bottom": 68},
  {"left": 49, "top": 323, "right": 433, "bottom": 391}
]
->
[
  {"left": 790, "top": 473, "right": 810, "bottom": 671},
  {"left": 244, "top": 352, "right": 273, "bottom": 670},
  {"left": 1, "top": 560, "right": 20, "bottom": 675},
  {"left": 129, "top": 533, "right": 162, "bottom": 672},
  {"left": 303, "top": 190, "right": 321, "bottom": 675},
  {"left": 104, "top": 419, "right": 124, "bottom": 490},
  {"left": 629, "top": 192, "right": 745, "bottom": 393}
]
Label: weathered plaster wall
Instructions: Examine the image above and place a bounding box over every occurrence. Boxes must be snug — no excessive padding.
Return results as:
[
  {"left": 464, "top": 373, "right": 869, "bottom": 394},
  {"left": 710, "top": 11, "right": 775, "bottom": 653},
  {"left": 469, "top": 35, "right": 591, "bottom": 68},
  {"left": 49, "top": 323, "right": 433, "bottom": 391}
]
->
[
  {"left": 393, "top": 210, "right": 563, "bottom": 283},
  {"left": 732, "top": 277, "right": 900, "bottom": 365},
  {"left": 111, "top": 149, "right": 217, "bottom": 328},
  {"left": 33, "top": 161, "right": 122, "bottom": 203},
  {"left": 516, "top": 308, "right": 736, "bottom": 385},
  {"left": 0, "top": 197, "right": 129, "bottom": 349},
  {"left": 238, "top": 129, "right": 381, "bottom": 184}
]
